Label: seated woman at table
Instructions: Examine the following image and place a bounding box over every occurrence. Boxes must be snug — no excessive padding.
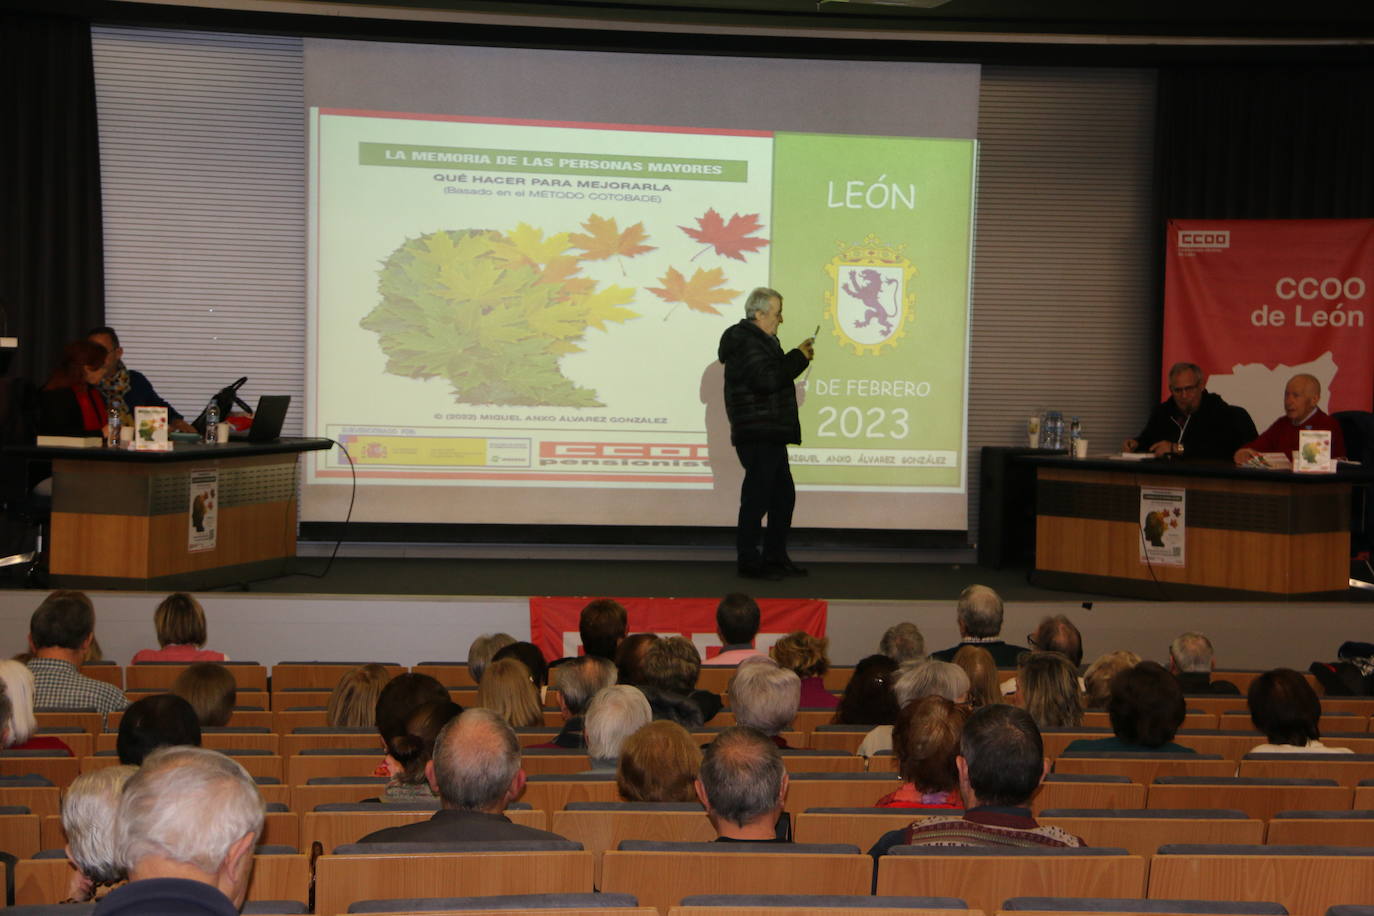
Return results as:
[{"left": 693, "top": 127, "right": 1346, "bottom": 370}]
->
[
  {"left": 1063, "top": 661, "right": 1197, "bottom": 754},
  {"left": 875, "top": 695, "right": 968, "bottom": 809},
  {"left": 1248, "top": 667, "right": 1354, "bottom": 755},
  {"left": 131, "top": 593, "right": 227, "bottom": 663},
  {"left": 37, "top": 339, "right": 110, "bottom": 438},
  {"left": 0, "top": 660, "right": 73, "bottom": 755}
]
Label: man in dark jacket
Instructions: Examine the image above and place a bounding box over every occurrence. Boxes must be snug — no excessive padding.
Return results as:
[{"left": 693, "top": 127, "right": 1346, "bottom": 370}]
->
[
  {"left": 87, "top": 326, "right": 196, "bottom": 433},
  {"left": 718, "top": 287, "right": 814, "bottom": 579},
  {"left": 1123, "top": 361, "right": 1255, "bottom": 460}
]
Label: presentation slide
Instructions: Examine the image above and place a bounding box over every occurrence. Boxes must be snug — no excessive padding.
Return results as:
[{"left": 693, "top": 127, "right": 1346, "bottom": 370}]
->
[{"left": 307, "top": 106, "right": 975, "bottom": 528}]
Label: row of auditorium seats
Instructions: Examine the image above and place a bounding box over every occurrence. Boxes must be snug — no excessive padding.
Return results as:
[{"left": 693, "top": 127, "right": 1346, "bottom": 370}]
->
[{"left": 11, "top": 838, "right": 1374, "bottom": 914}]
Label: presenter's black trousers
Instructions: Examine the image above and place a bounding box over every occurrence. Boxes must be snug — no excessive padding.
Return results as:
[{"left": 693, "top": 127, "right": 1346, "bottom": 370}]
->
[{"left": 735, "top": 441, "right": 795, "bottom": 568}]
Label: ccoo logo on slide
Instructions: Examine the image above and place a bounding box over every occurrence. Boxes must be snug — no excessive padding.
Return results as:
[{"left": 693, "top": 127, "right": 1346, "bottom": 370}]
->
[{"left": 823, "top": 235, "right": 917, "bottom": 356}]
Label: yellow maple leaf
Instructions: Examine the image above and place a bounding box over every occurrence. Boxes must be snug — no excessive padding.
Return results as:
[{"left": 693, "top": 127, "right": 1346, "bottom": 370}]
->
[
  {"left": 504, "top": 223, "right": 572, "bottom": 266},
  {"left": 575, "top": 285, "right": 639, "bottom": 331},
  {"left": 568, "top": 214, "right": 655, "bottom": 261},
  {"left": 647, "top": 266, "right": 740, "bottom": 317}
]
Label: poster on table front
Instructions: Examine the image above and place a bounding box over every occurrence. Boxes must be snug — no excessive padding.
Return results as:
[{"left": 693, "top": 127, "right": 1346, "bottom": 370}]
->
[
  {"left": 1162, "top": 219, "right": 1374, "bottom": 431},
  {"left": 1139, "top": 486, "right": 1185, "bottom": 567},
  {"left": 187, "top": 468, "right": 218, "bottom": 553}
]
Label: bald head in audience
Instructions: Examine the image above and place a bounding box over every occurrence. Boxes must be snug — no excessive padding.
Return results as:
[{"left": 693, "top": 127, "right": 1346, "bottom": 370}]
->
[{"left": 695, "top": 726, "right": 789, "bottom": 841}]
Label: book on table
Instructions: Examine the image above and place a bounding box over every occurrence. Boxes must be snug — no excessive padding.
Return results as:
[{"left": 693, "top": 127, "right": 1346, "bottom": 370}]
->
[{"left": 36, "top": 435, "right": 102, "bottom": 448}]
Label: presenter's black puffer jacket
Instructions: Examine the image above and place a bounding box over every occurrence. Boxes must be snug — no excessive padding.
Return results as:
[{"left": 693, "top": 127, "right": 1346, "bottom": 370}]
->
[{"left": 717, "top": 319, "right": 810, "bottom": 445}]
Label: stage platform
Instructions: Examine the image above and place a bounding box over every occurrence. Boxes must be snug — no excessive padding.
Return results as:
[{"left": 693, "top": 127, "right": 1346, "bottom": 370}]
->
[{"left": 1, "top": 550, "right": 1370, "bottom": 675}]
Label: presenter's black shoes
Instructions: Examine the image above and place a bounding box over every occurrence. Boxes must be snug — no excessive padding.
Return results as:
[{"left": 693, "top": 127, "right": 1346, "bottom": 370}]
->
[
  {"left": 738, "top": 562, "right": 785, "bottom": 581},
  {"left": 765, "top": 557, "right": 809, "bottom": 577}
]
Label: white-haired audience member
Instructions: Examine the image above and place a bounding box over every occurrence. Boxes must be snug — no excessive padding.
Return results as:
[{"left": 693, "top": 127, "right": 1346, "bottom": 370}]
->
[
  {"left": 585, "top": 684, "right": 652, "bottom": 771},
  {"left": 357, "top": 708, "right": 566, "bottom": 843},
  {"left": 466, "top": 632, "right": 516, "bottom": 684},
  {"left": 93, "top": 746, "right": 264, "bottom": 915},
  {"left": 929, "top": 585, "right": 1022, "bottom": 668},
  {"left": 695, "top": 726, "right": 790, "bottom": 841},
  {"left": 0, "top": 658, "right": 73, "bottom": 754},
  {"left": 728, "top": 658, "right": 801, "bottom": 747},
  {"left": 62, "top": 765, "right": 137, "bottom": 902},
  {"left": 533, "top": 655, "right": 617, "bottom": 750},
  {"left": 880, "top": 622, "right": 926, "bottom": 663},
  {"left": 1169, "top": 631, "right": 1240, "bottom": 695},
  {"left": 857, "top": 659, "right": 970, "bottom": 758}
]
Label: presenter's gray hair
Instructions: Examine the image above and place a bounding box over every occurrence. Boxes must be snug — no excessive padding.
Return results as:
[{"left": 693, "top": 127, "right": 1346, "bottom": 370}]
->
[
  {"left": 115, "top": 746, "right": 264, "bottom": 875},
  {"left": 63, "top": 765, "right": 137, "bottom": 884},
  {"left": 1170, "top": 631, "right": 1216, "bottom": 673},
  {"left": 744, "top": 287, "right": 782, "bottom": 319},
  {"left": 880, "top": 622, "right": 925, "bottom": 663},
  {"left": 432, "top": 707, "right": 522, "bottom": 810},
  {"left": 699, "top": 726, "right": 785, "bottom": 827},
  {"left": 894, "top": 659, "right": 971, "bottom": 707},
  {"left": 729, "top": 659, "right": 800, "bottom": 736},
  {"left": 556, "top": 655, "right": 617, "bottom": 716},
  {"left": 585, "top": 684, "right": 652, "bottom": 760},
  {"left": 956, "top": 584, "right": 1004, "bottom": 638},
  {"left": 1168, "top": 362, "right": 1204, "bottom": 383}
]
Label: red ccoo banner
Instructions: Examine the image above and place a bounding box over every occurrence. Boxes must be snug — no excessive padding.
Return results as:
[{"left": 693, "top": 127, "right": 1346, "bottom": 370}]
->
[{"left": 1163, "top": 219, "right": 1374, "bottom": 426}]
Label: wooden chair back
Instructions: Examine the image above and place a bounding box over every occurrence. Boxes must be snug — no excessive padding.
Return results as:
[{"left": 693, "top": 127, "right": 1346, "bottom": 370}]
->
[
  {"left": 1238, "top": 756, "right": 1374, "bottom": 787},
  {"left": 1037, "top": 813, "right": 1265, "bottom": 856},
  {"left": 1146, "top": 781, "right": 1353, "bottom": 820},
  {"left": 520, "top": 778, "right": 620, "bottom": 813},
  {"left": 14, "top": 851, "right": 309, "bottom": 905},
  {"left": 286, "top": 752, "right": 379, "bottom": 784},
  {"left": 313, "top": 848, "right": 594, "bottom": 916},
  {"left": 551, "top": 807, "right": 715, "bottom": 884},
  {"left": 32, "top": 711, "right": 102, "bottom": 736},
  {"left": 1031, "top": 780, "right": 1146, "bottom": 814},
  {"left": 1053, "top": 756, "right": 1237, "bottom": 784},
  {"left": 601, "top": 848, "right": 872, "bottom": 912},
  {"left": 0, "top": 755, "right": 80, "bottom": 787},
  {"left": 875, "top": 850, "right": 1147, "bottom": 915},
  {"left": 1148, "top": 848, "right": 1374, "bottom": 915},
  {"left": 124, "top": 662, "right": 268, "bottom": 691},
  {"left": 270, "top": 663, "right": 405, "bottom": 692},
  {"left": 409, "top": 663, "right": 477, "bottom": 688},
  {"left": 1264, "top": 814, "right": 1374, "bottom": 846},
  {"left": 793, "top": 810, "right": 927, "bottom": 849}
]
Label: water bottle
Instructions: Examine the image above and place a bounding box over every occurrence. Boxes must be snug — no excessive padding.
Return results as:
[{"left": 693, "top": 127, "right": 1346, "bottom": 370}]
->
[
  {"left": 106, "top": 407, "right": 122, "bottom": 448},
  {"left": 204, "top": 400, "right": 220, "bottom": 445},
  {"left": 1043, "top": 411, "right": 1064, "bottom": 450}
]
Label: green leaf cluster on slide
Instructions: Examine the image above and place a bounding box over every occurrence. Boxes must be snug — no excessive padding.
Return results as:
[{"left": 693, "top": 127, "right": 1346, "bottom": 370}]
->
[{"left": 361, "top": 211, "right": 769, "bottom": 407}]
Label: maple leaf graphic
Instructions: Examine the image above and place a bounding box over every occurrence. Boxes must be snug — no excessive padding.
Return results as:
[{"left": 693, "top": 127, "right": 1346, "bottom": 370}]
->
[
  {"left": 648, "top": 266, "right": 741, "bottom": 320},
  {"left": 568, "top": 214, "right": 655, "bottom": 272},
  {"left": 680, "top": 208, "right": 771, "bottom": 262}
]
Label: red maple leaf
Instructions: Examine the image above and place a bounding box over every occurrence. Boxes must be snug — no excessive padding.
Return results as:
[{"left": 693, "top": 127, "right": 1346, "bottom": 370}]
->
[{"left": 680, "top": 208, "right": 771, "bottom": 262}]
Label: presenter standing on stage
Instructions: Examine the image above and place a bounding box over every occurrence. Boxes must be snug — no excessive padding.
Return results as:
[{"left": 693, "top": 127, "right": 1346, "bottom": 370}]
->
[{"left": 718, "top": 287, "right": 814, "bottom": 580}]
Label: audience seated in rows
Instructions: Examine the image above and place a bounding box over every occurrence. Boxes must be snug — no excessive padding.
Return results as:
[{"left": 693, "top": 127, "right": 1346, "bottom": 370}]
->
[
  {"left": 92, "top": 746, "right": 264, "bottom": 916},
  {"left": 131, "top": 593, "right": 227, "bottom": 664},
  {"left": 833, "top": 654, "right": 899, "bottom": 726},
  {"left": 378, "top": 700, "right": 463, "bottom": 803},
  {"left": 62, "top": 765, "right": 137, "bottom": 903},
  {"left": 585, "top": 684, "right": 652, "bottom": 771},
  {"left": 1082, "top": 650, "right": 1140, "bottom": 710},
  {"left": 118, "top": 694, "right": 201, "bottom": 765},
  {"left": 770, "top": 630, "right": 837, "bottom": 709},
  {"left": 1170, "top": 631, "right": 1241, "bottom": 694},
  {"left": 858, "top": 659, "right": 970, "bottom": 758},
  {"left": 695, "top": 726, "right": 789, "bottom": 842},
  {"left": 618, "top": 719, "right": 701, "bottom": 802},
  {"left": 930, "top": 585, "right": 1023, "bottom": 667},
  {"left": 1000, "top": 614, "right": 1086, "bottom": 697},
  {"left": 466, "top": 633, "right": 515, "bottom": 685},
  {"left": 706, "top": 593, "right": 767, "bottom": 666},
  {"left": 1063, "top": 661, "right": 1195, "bottom": 754},
  {"left": 1018, "top": 651, "right": 1084, "bottom": 729},
  {"left": 172, "top": 662, "right": 236, "bottom": 727},
  {"left": 0, "top": 658, "right": 73, "bottom": 754},
  {"left": 875, "top": 695, "right": 967, "bottom": 809},
  {"left": 729, "top": 658, "right": 800, "bottom": 747},
  {"left": 479, "top": 657, "right": 543, "bottom": 728},
  {"left": 534, "top": 655, "right": 616, "bottom": 749},
  {"left": 358, "top": 708, "right": 567, "bottom": 844},
  {"left": 326, "top": 663, "right": 392, "bottom": 728},
  {"left": 639, "top": 635, "right": 721, "bottom": 727},
  {"left": 953, "top": 645, "right": 999, "bottom": 709},
  {"left": 870, "top": 705, "right": 1085, "bottom": 857},
  {"left": 880, "top": 621, "right": 925, "bottom": 664},
  {"left": 1249, "top": 667, "right": 1353, "bottom": 754},
  {"left": 27, "top": 590, "right": 128, "bottom": 713}
]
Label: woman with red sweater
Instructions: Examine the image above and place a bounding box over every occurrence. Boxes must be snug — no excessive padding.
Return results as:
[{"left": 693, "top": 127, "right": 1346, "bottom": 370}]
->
[{"left": 38, "top": 339, "right": 110, "bottom": 438}]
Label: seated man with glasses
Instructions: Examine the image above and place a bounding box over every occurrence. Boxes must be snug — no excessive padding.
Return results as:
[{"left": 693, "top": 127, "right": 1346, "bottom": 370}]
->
[{"left": 1122, "top": 361, "right": 1256, "bottom": 460}]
